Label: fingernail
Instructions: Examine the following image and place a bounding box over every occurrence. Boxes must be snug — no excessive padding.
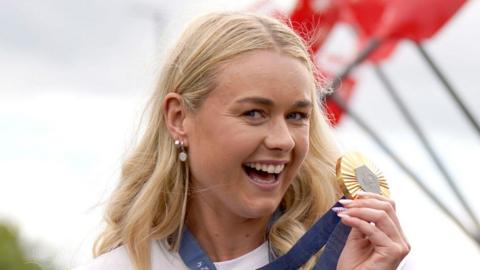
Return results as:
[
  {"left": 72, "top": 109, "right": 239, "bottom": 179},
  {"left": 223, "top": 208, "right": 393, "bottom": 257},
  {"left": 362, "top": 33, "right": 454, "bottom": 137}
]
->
[
  {"left": 337, "top": 212, "right": 349, "bottom": 218},
  {"left": 332, "top": 207, "right": 348, "bottom": 213},
  {"left": 338, "top": 199, "right": 353, "bottom": 205}
]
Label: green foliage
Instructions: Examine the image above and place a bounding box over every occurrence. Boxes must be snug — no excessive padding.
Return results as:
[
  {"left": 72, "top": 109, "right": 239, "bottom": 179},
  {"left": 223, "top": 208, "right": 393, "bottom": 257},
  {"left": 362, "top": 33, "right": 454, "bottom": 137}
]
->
[{"left": 0, "top": 223, "right": 44, "bottom": 270}]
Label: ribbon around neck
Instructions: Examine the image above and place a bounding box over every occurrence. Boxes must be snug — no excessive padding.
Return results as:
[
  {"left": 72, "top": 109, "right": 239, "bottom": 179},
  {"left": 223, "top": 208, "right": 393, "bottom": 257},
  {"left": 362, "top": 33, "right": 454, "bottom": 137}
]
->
[{"left": 179, "top": 198, "right": 350, "bottom": 270}]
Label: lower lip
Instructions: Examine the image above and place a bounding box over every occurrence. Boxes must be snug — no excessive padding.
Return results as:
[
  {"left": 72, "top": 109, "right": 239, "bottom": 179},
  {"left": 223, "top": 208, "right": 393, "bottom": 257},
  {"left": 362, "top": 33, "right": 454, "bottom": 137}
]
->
[{"left": 245, "top": 170, "right": 282, "bottom": 191}]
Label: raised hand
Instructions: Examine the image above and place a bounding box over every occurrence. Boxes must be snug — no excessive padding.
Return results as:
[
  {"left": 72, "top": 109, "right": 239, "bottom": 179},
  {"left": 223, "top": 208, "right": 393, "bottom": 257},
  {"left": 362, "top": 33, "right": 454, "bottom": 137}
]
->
[{"left": 336, "top": 191, "right": 410, "bottom": 270}]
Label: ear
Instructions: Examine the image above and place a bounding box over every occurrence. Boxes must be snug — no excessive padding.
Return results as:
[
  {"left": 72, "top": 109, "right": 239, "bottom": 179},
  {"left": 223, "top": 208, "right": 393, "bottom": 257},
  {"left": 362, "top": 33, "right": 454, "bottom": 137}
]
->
[{"left": 163, "top": 93, "right": 188, "bottom": 144}]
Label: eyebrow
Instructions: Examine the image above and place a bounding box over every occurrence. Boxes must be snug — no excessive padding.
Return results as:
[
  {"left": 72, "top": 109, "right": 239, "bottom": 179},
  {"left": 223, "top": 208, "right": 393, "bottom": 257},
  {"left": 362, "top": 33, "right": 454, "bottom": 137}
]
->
[
  {"left": 236, "top": 97, "right": 273, "bottom": 106},
  {"left": 294, "top": 100, "right": 313, "bottom": 108},
  {"left": 235, "top": 96, "right": 312, "bottom": 109}
]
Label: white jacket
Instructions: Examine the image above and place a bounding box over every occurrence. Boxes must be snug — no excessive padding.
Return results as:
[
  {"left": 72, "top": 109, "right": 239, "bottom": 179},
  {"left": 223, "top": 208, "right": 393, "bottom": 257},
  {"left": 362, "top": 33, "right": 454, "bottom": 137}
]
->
[
  {"left": 72, "top": 241, "right": 188, "bottom": 270},
  {"left": 73, "top": 240, "right": 269, "bottom": 270}
]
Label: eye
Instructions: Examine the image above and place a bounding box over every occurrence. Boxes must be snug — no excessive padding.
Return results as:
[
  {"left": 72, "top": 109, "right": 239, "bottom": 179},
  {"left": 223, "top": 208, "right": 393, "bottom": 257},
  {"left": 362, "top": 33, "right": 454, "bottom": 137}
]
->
[
  {"left": 287, "top": 112, "right": 309, "bottom": 121},
  {"left": 242, "top": 109, "right": 265, "bottom": 119}
]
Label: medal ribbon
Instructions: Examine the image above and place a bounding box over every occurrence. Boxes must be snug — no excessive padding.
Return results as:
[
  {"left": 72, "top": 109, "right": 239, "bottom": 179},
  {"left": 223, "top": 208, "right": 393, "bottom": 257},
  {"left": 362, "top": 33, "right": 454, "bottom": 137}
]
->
[{"left": 179, "top": 198, "right": 350, "bottom": 270}]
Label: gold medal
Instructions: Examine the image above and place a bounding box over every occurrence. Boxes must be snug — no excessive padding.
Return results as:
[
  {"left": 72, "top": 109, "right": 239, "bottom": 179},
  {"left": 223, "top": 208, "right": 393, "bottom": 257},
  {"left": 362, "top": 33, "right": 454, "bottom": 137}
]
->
[{"left": 336, "top": 152, "right": 390, "bottom": 199}]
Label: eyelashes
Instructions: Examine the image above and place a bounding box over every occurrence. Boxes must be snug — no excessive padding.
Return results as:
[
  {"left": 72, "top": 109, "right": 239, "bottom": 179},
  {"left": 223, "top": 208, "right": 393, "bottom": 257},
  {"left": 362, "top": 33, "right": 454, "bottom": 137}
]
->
[
  {"left": 287, "top": 112, "right": 309, "bottom": 121},
  {"left": 242, "top": 109, "right": 264, "bottom": 119},
  {"left": 242, "top": 109, "right": 310, "bottom": 122}
]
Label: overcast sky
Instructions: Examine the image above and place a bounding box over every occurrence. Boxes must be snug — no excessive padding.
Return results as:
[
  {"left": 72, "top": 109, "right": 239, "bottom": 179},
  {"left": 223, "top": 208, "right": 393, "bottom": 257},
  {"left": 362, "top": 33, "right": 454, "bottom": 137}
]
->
[{"left": 1, "top": 0, "right": 479, "bottom": 269}]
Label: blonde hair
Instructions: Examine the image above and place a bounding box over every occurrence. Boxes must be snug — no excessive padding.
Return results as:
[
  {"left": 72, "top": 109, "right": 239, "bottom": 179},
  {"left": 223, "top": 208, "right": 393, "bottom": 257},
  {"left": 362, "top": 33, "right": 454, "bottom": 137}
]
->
[{"left": 94, "top": 12, "right": 341, "bottom": 270}]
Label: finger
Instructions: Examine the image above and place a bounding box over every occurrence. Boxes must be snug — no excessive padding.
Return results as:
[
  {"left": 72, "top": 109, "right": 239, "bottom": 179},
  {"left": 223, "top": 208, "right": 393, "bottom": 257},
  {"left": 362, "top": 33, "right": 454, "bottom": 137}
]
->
[
  {"left": 339, "top": 213, "right": 410, "bottom": 264},
  {"left": 338, "top": 212, "right": 392, "bottom": 247},
  {"left": 339, "top": 197, "right": 400, "bottom": 230},
  {"left": 356, "top": 191, "right": 396, "bottom": 211},
  {"left": 345, "top": 194, "right": 408, "bottom": 243},
  {"left": 340, "top": 207, "right": 403, "bottom": 243}
]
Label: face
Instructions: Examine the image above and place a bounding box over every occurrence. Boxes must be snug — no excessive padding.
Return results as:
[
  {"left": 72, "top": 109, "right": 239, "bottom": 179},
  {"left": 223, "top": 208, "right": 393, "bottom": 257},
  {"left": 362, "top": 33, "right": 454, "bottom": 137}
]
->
[{"left": 184, "top": 50, "right": 313, "bottom": 220}]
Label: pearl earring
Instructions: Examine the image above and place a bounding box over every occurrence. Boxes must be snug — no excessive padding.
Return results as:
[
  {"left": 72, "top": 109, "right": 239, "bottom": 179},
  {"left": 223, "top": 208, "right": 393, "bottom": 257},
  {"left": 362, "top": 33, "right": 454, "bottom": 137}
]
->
[{"left": 175, "top": 139, "right": 188, "bottom": 162}]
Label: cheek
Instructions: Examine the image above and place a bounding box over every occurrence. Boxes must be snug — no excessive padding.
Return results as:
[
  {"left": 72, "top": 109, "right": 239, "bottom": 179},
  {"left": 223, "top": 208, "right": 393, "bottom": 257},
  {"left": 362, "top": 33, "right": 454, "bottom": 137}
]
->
[
  {"left": 187, "top": 119, "right": 262, "bottom": 184},
  {"left": 186, "top": 119, "right": 219, "bottom": 184},
  {"left": 294, "top": 128, "right": 310, "bottom": 159}
]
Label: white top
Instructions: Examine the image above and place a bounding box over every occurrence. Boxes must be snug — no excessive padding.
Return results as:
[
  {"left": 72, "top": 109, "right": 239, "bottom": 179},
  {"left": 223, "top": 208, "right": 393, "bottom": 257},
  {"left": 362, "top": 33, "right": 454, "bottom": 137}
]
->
[
  {"left": 72, "top": 240, "right": 269, "bottom": 270},
  {"left": 213, "top": 241, "right": 268, "bottom": 270}
]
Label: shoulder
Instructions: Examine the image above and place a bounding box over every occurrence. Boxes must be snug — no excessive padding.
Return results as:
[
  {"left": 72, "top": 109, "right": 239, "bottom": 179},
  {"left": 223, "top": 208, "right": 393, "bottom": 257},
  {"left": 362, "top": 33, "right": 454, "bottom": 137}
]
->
[
  {"left": 72, "top": 245, "right": 131, "bottom": 270},
  {"left": 72, "top": 241, "right": 188, "bottom": 270}
]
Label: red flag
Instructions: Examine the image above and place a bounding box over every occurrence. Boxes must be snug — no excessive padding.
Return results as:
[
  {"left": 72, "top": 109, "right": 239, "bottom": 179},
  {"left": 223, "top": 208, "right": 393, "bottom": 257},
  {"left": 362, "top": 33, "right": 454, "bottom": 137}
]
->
[
  {"left": 339, "top": 0, "right": 466, "bottom": 62},
  {"left": 289, "top": 0, "right": 340, "bottom": 53},
  {"left": 339, "top": 0, "right": 398, "bottom": 62},
  {"left": 376, "top": 0, "right": 466, "bottom": 41}
]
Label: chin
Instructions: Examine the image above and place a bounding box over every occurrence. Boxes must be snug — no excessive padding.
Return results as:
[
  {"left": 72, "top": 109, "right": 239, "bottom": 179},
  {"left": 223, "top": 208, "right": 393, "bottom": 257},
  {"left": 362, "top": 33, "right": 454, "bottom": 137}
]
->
[{"left": 241, "top": 197, "right": 282, "bottom": 219}]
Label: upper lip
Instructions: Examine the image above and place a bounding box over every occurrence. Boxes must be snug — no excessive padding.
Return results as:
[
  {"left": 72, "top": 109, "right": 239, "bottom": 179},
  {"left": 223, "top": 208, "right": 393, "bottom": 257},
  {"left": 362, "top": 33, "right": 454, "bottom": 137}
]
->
[{"left": 244, "top": 160, "right": 289, "bottom": 165}]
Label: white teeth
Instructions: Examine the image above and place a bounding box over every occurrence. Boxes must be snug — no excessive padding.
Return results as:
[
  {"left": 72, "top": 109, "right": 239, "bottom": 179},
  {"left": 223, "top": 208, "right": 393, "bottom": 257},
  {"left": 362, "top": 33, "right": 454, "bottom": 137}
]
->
[
  {"left": 262, "top": 164, "right": 268, "bottom": 172},
  {"left": 245, "top": 163, "right": 285, "bottom": 174},
  {"left": 274, "top": 165, "right": 283, "bottom": 174}
]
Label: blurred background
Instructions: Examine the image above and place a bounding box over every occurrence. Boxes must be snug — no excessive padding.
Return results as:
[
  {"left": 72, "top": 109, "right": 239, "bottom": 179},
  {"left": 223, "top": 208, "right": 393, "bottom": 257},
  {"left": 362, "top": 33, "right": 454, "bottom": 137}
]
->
[{"left": 0, "top": 0, "right": 479, "bottom": 269}]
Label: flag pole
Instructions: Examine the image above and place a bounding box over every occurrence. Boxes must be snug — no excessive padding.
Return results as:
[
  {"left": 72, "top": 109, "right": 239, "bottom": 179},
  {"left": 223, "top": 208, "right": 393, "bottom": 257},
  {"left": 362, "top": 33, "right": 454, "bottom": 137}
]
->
[
  {"left": 415, "top": 43, "right": 480, "bottom": 136},
  {"left": 372, "top": 64, "right": 480, "bottom": 233},
  {"left": 328, "top": 38, "right": 381, "bottom": 92},
  {"left": 328, "top": 92, "right": 480, "bottom": 247},
  {"left": 323, "top": 37, "right": 480, "bottom": 246}
]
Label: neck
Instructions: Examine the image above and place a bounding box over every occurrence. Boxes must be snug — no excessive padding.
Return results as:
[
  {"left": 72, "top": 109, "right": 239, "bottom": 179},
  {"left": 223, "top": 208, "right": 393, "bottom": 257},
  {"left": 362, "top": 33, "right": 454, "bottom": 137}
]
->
[{"left": 186, "top": 195, "right": 270, "bottom": 262}]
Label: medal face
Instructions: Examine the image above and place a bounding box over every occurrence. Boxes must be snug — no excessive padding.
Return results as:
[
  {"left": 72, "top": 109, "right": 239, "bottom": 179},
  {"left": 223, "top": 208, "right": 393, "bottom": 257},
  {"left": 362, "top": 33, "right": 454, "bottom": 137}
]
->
[{"left": 336, "top": 152, "right": 390, "bottom": 199}]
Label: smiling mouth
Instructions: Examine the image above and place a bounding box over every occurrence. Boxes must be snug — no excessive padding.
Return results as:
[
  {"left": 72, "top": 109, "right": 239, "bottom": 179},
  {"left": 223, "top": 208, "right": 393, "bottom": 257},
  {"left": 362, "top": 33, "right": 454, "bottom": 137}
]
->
[{"left": 242, "top": 163, "right": 285, "bottom": 186}]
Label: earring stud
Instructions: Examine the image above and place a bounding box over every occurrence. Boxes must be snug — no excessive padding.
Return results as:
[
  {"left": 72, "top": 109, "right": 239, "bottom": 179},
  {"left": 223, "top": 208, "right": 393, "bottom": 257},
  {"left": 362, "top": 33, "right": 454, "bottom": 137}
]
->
[{"left": 175, "top": 139, "right": 188, "bottom": 162}]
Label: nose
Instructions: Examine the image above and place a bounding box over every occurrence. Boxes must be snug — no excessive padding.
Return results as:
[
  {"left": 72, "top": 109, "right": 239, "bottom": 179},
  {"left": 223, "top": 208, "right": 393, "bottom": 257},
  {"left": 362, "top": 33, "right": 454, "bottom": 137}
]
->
[{"left": 264, "top": 118, "right": 295, "bottom": 152}]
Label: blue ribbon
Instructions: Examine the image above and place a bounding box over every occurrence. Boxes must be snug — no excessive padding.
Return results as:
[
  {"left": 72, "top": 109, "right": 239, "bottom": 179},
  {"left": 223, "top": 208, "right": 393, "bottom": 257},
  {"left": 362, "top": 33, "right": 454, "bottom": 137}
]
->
[
  {"left": 257, "top": 199, "right": 350, "bottom": 270},
  {"left": 179, "top": 199, "right": 350, "bottom": 270},
  {"left": 179, "top": 227, "right": 217, "bottom": 270}
]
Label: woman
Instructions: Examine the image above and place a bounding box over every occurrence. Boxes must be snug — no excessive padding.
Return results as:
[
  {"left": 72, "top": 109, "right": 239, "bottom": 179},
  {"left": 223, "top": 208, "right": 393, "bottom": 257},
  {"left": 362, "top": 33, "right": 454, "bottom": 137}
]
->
[{"left": 76, "top": 12, "right": 409, "bottom": 270}]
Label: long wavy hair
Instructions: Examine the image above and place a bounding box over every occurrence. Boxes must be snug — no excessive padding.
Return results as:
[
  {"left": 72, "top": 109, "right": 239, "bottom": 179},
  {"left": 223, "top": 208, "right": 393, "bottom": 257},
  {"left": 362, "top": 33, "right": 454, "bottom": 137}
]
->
[{"left": 93, "top": 12, "right": 341, "bottom": 270}]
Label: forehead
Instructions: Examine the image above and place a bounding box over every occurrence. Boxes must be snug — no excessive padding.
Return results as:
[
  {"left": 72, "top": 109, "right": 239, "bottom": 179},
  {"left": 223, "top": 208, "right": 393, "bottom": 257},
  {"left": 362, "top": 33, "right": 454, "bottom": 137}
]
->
[{"left": 211, "top": 50, "right": 314, "bottom": 103}]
